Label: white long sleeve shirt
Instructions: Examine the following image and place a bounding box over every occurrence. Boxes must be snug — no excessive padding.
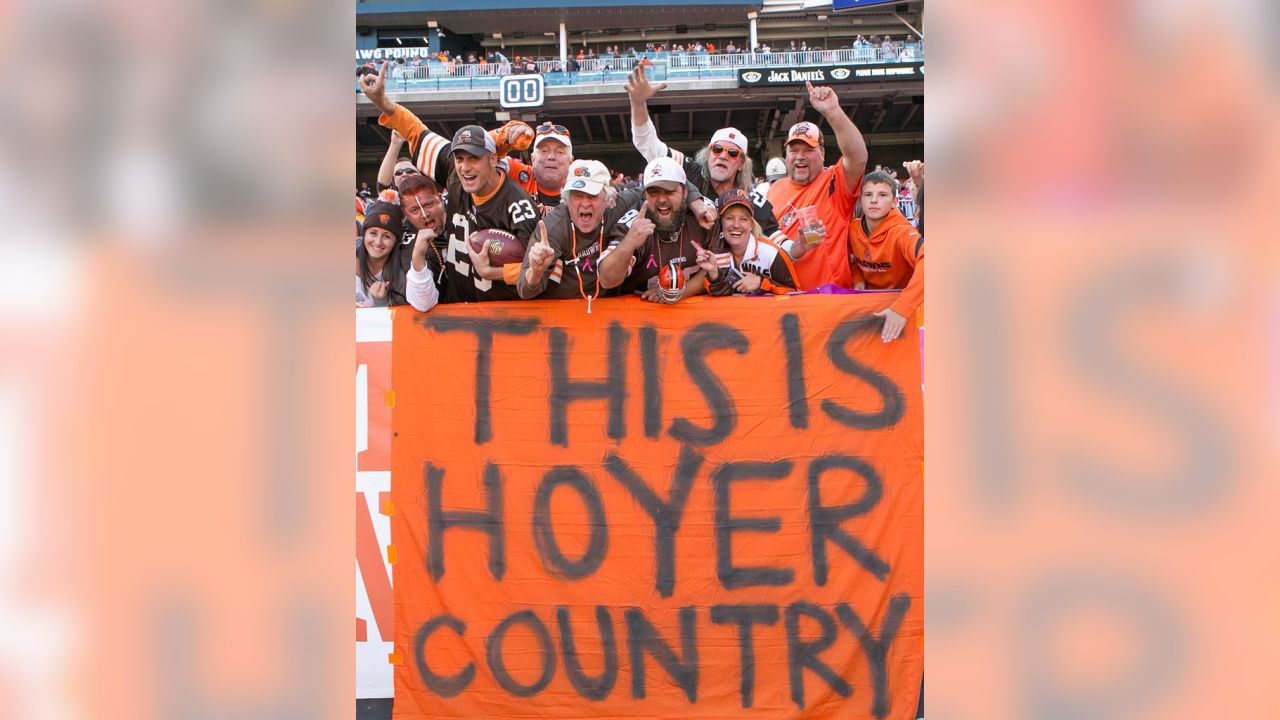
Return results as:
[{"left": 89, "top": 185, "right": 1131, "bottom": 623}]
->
[{"left": 405, "top": 263, "right": 440, "bottom": 312}]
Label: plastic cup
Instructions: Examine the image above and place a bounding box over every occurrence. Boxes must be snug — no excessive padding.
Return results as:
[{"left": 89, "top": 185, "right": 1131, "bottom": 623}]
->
[{"left": 798, "top": 206, "right": 824, "bottom": 245}]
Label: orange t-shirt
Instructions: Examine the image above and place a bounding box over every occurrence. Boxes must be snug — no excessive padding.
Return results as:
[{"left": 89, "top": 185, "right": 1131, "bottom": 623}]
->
[
  {"left": 848, "top": 207, "right": 923, "bottom": 318},
  {"left": 768, "top": 163, "right": 859, "bottom": 289}
]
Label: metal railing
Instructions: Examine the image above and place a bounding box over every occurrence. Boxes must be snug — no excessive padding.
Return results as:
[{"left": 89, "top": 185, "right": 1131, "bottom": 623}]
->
[{"left": 359, "top": 44, "right": 924, "bottom": 94}]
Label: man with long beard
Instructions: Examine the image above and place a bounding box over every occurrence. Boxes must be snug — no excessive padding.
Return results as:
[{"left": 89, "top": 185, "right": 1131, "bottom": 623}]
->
[{"left": 596, "top": 157, "right": 723, "bottom": 303}]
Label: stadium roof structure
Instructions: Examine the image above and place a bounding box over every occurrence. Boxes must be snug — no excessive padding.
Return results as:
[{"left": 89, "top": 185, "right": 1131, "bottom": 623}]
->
[{"left": 357, "top": 0, "right": 765, "bottom": 34}]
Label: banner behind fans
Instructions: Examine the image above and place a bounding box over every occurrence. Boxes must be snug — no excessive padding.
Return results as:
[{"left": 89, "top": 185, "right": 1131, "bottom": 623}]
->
[{"left": 390, "top": 294, "right": 923, "bottom": 719}]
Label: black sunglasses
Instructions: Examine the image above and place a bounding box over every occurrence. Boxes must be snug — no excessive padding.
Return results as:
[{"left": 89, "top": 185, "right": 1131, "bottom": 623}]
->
[
  {"left": 394, "top": 166, "right": 420, "bottom": 176},
  {"left": 710, "top": 143, "right": 741, "bottom": 158},
  {"left": 536, "top": 122, "right": 570, "bottom": 136}
]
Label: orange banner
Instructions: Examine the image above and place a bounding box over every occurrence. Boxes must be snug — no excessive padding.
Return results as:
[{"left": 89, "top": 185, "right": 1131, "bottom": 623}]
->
[{"left": 389, "top": 293, "right": 923, "bottom": 719}]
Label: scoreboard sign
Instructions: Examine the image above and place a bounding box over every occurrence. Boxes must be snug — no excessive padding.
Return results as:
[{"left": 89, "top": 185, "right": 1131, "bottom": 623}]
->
[
  {"left": 737, "top": 62, "right": 923, "bottom": 87},
  {"left": 500, "top": 74, "right": 545, "bottom": 109}
]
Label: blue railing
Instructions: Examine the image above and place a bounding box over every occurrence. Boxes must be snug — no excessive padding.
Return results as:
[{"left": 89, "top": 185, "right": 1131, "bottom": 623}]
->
[{"left": 358, "top": 45, "right": 924, "bottom": 94}]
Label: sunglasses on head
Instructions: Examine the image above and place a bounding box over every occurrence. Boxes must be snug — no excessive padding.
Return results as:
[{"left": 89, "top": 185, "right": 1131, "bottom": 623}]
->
[
  {"left": 536, "top": 122, "right": 570, "bottom": 136},
  {"left": 710, "top": 143, "right": 741, "bottom": 158},
  {"left": 394, "top": 166, "right": 420, "bottom": 176}
]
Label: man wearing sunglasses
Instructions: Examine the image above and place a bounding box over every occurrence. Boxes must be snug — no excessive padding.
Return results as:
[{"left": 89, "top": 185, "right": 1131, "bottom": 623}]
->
[
  {"left": 767, "top": 80, "right": 869, "bottom": 290},
  {"left": 501, "top": 122, "right": 575, "bottom": 215},
  {"left": 375, "top": 130, "right": 418, "bottom": 195},
  {"left": 624, "top": 64, "right": 786, "bottom": 247}
]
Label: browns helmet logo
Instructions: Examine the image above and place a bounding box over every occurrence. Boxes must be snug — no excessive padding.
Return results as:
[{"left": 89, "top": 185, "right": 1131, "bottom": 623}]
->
[
  {"left": 574, "top": 166, "right": 591, "bottom": 177},
  {"left": 657, "top": 261, "right": 685, "bottom": 303}
]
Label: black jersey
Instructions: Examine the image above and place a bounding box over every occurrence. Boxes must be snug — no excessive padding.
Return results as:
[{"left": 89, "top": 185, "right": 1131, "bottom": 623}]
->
[
  {"left": 516, "top": 187, "right": 645, "bottom": 301},
  {"left": 599, "top": 204, "right": 720, "bottom": 297},
  {"left": 397, "top": 220, "right": 448, "bottom": 298},
  {"left": 441, "top": 172, "right": 539, "bottom": 303}
]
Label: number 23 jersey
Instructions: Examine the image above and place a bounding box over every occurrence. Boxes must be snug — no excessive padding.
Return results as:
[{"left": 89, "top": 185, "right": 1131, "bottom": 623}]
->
[{"left": 442, "top": 171, "right": 540, "bottom": 303}]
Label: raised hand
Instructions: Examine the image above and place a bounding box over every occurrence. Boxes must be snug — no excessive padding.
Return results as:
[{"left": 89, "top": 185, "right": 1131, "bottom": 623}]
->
[
  {"left": 690, "top": 198, "right": 718, "bottom": 230},
  {"left": 805, "top": 79, "right": 840, "bottom": 116},
  {"left": 624, "top": 64, "right": 667, "bottom": 104},
  {"left": 528, "top": 221, "right": 556, "bottom": 271},
  {"left": 368, "top": 280, "right": 389, "bottom": 300},
  {"left": 494, "top": 121, "right": 534, "bottom": 156},
  {"left": 692, "top": 240, "right": 719, "bottom": 279},
  {"left": 359, "top": 60, "right": 395, "bottom": 114},
  {"left": 623, "top": 215, "right": 656, "bottom": 249},
  {"left": 903, "top": 160, "right": 924, "bottom": 186},
  {"left": 411, "top": 227, "right": 437, "bottom": 272}
]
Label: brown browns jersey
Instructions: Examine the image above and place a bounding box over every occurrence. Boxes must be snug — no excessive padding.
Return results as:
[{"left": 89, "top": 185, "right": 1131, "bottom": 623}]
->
[
  {"left": 441, "top": 172, "right": 540, "bottom": 303},
  {"left": 598, "top": 203, "right": 720, "bottom": 297},
  {"left": 516, "top": 187, "right": 646, "bottom": 301}
]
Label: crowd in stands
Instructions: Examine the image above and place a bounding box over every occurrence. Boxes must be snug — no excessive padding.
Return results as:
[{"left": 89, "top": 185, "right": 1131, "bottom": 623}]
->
[{"left": 357, "top": 34, "right": 923, "bottom": 79}]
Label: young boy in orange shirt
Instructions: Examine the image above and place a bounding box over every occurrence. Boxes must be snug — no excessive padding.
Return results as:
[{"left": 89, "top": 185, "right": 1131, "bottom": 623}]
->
[{"left": 849, "top": 170, "right": 924, "bottom": 342}]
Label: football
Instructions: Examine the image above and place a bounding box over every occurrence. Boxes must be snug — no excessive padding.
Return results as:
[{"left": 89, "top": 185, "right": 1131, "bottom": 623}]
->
[
  {"left": 468, "top": 228, "right": 527, "bottom": 266},
  {"left": 657, "top": 260, "right": 686, "bottom": 303}
]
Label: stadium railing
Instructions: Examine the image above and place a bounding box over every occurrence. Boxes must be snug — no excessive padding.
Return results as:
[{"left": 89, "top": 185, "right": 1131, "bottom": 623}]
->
[{"left": 358, "top": 45, "right": 924, "bottom": 94}]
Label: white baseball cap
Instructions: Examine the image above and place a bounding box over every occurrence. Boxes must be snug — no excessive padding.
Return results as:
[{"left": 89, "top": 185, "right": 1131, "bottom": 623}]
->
[
  {"left": 765, "top": 157, "right": 786, "bottom": 180},
  {"left": 562, "top": 159, "right": 610, "bottom": 196},
  {"left": 643, "top": 156, "right": 687, "bottom": 190},
  {"left": 533, "top": 131, "right": 573, "bottom": 153},
  {"left": 709, "top": 127, "right": 748, "bottom": 154}
]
